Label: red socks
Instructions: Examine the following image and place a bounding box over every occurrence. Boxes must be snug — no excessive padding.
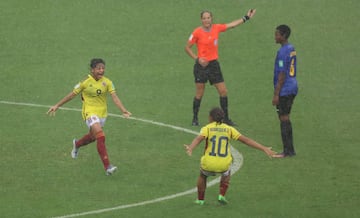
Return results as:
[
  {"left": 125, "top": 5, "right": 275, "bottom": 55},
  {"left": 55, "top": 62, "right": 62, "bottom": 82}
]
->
[
  {"left": 197, "top": 190, "right": 205, "bottom": 200},
  {"left": 75, "top": 131, "right": 111, "bottom": 170},
  {"left": 75, "top": 133, "right": 95, "bottom": 148},
  {"left": 96, "top": 131, "right": 110, "bottom": 169},
  {"left": 197, "top": 175, "right": 207, "bottom": 200},
  {"left": 219, "top": 181, "right": 229, "bottom": 196}
]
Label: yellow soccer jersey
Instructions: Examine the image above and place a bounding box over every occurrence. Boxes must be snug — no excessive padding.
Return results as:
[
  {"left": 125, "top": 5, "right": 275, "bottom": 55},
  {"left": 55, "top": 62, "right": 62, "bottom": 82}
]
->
[
  {"left": 199, "top": 122, "right": 241, "bottom": 173},
  {"left": 73, "top": 75, "right": 115, "bottom": 120}
]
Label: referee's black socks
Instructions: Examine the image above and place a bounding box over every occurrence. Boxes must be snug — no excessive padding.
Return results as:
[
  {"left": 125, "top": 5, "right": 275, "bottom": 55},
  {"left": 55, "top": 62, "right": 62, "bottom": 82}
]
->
[
  {"left": 220, "top": 96, "right": 229, "bottom": 120},
  {"left": 193, "top": 97, "right": 201, "bottom": 119}
]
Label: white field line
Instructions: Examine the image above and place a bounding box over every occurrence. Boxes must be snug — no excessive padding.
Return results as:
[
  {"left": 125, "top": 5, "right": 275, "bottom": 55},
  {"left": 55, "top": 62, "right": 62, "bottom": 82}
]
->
[{"left": 0, "top": 100, "right": 243, "bottom": 218}]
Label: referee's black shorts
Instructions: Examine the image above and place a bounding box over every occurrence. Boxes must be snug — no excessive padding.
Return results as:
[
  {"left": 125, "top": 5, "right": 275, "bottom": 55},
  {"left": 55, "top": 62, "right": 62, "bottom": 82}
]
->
[
  {"left": 193, "top": 60, "right": 224, "bottom": 85},
  {"left": 276, "top": 94, "right": 296, "bottom": 116}
]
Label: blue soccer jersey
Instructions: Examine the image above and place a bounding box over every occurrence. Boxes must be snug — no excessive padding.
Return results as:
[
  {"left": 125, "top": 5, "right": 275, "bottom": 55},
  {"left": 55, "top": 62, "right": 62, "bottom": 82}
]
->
[{"left": 273, "top": 43, "right": 298, "bottom": 96}]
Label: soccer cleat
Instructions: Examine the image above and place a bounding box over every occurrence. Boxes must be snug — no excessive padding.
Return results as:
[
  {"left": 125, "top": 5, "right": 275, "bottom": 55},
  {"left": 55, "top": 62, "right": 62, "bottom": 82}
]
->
[
  {"left": 224, "top": 119, "right": 236, "bottom": 126},
  {"left": 194, "top": 199, "right": 205, "bottom": 205},
  {"left": 287, "top": 151, "right": 296, "bottom": 157},
  {"left": 106, "top": 165, "right": 117, "bottom": 176},
  {"left": 218, "top": 195, "right": 229, "bottom": 204},
  {"left": 71, "top": 139, "right": 79, "bottom": 159},
  {"left": 192, "top": 117, "right": 199, "bottom": 126}
]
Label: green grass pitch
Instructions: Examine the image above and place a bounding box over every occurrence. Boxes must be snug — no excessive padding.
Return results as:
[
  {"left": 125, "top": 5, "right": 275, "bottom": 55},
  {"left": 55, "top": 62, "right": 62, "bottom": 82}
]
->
[{"left": 0, "top": 0, "right": 359, "bottom": 217}]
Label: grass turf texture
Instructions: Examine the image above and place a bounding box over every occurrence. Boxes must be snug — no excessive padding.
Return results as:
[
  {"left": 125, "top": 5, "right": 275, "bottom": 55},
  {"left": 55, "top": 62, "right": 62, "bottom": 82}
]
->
[{"left": 0, "top": 0, "right": 359, "bottom": 217}]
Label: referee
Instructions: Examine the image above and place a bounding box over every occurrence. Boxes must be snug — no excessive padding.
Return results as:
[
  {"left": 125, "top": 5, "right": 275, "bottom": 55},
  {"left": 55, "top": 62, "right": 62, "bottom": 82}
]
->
[{"left": 185, "top": 9, "right": 256, "bottom": 126}]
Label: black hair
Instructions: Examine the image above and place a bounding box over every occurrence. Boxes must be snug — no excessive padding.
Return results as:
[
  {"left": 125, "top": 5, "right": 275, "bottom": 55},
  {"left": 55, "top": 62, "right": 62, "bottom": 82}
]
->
[
  {"left": 200, "top": 10, "right": 212, "bottom": 18},
  {"left": 90, "top": 58, "right": 105, "bottom": 69},
  {"left": 276, "top": 24, "right": 291, "bottom": 39},
  {"left": 209, "top": 107, "right": 225, "bottom": 123}
]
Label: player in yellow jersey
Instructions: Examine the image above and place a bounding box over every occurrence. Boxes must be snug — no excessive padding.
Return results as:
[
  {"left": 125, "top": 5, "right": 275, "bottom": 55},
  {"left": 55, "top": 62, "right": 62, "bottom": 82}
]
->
[
  {"left": 47, "top": 58, "right": 131, "bottom": 176},
  {"left": 184, "top": 107, "right": 276, "bottom": 204}
]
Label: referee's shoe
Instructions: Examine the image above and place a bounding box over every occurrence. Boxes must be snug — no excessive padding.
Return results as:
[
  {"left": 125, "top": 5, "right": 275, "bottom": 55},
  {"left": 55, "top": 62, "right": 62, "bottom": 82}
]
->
[{"left": 224, "top": 119, "right": 236, "bottom": 126}]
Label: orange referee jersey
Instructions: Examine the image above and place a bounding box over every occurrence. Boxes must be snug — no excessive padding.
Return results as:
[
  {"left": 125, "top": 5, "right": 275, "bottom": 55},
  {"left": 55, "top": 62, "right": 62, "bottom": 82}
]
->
[{"left": 188, "top": 24, "right": 227, "bottom": 61}]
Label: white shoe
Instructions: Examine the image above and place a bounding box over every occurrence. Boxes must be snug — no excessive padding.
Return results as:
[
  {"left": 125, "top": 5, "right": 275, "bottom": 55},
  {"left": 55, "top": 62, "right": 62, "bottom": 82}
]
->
[
  {"left": 106, "top": 165, "right": 117, "bottom": 176},
  {"left": 71, "top": 139, "right": 79, "bottom": 159}
]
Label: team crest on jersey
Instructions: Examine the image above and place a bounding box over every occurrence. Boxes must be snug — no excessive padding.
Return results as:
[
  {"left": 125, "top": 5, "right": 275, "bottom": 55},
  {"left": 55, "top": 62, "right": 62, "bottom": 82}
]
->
[{"left": 102, "top": 82, "right": 106, "bottom": 87}]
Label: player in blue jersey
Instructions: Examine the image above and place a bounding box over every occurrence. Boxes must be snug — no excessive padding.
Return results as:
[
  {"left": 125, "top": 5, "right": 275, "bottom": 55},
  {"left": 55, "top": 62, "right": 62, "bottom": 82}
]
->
[{"left": 272, "top": 25, "right": 298, "bottom": 158}]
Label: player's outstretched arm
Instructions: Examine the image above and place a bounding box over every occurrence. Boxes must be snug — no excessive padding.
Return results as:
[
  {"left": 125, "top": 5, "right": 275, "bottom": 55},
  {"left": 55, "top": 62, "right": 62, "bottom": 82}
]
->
[
  {"left": 110, "top": 92, "right": 131, "bottom": 118},
  {"left": 184, "top": 135, "right": 205, "bottom": 156},
  {"left": 47, "top": 92, "right": 77, "bottom": 116},
  {"left": 238, "top": 135, "right": 276, "bottom": 158}
]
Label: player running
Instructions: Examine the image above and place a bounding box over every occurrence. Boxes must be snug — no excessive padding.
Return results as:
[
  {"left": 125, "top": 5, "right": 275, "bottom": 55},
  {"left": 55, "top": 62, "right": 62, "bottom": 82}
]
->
[{"left": 47, "top": 58, "right": 131, "bottom": 175}]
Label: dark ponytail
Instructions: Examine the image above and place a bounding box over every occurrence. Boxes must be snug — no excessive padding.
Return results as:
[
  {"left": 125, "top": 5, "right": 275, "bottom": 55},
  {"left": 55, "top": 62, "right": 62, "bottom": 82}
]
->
[{"left": 209, "top": 107, "right": 225, "bottom": 123}]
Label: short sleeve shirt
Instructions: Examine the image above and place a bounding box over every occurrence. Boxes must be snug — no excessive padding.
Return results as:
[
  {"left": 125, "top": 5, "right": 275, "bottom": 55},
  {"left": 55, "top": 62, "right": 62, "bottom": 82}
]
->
[
  {"left": 73, "top": 75, "right": 115, "bottom": 120},
  {"left": 188, "top": 24, "right": 227, "bottom": 61},
  {"left": 273, "top": 43, "right": 298, "bottom": 96},
  {"left": 199, "top": 122, "right": 241, "bottom": 172}
]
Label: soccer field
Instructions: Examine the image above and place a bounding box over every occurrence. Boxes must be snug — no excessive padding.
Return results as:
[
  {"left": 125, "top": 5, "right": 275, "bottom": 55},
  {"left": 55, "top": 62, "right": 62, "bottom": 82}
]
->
[{"left": 0, "top": 0, "right": 359, "bottom": 217}]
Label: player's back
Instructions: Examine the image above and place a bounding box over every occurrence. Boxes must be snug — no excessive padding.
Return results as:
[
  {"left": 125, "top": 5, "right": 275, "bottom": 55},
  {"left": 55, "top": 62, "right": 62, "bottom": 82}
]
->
[{"left": 200, "top": 122, "right": 241, "bottom": 172}]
